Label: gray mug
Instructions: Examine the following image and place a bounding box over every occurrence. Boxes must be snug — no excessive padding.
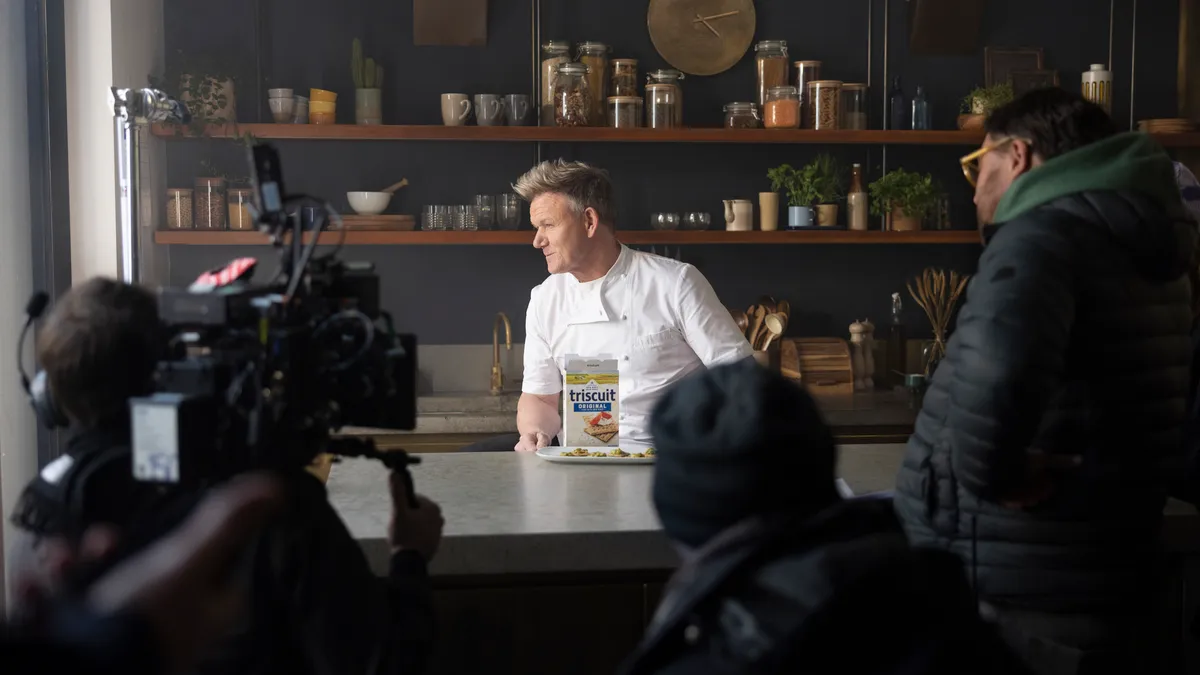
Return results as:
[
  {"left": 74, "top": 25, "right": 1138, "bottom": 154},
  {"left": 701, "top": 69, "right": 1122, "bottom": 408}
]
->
[
  {"left": 474, "top": 94, "right": 505, "bottom": 126},
  {"left": 505, "top": 94, "right": 531, "bottom": 126}
]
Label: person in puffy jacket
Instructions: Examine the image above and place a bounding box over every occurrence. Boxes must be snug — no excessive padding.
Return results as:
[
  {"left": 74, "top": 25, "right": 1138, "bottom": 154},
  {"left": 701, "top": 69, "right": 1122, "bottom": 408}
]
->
[
  {"left": 622, "top": 360, "right": 1024, "bottom": 675},
  {"left": 894, "top": 88, "right": 1197, "bottom": 675}
]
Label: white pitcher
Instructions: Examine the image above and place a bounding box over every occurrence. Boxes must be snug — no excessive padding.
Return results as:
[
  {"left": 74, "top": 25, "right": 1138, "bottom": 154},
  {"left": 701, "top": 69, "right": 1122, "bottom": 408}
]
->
[{"left": 723, "top": 199, "right": 753, "bottom": 231}]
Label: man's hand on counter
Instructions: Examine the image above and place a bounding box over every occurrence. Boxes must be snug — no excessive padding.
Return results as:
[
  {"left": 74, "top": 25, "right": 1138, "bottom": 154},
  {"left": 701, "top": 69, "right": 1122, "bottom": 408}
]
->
[
  {"left": 514, "top": 432, "right": 552, "bottom": 453},
  {"left": 388, "top": 471, "right": 445, "bottom": 562}
]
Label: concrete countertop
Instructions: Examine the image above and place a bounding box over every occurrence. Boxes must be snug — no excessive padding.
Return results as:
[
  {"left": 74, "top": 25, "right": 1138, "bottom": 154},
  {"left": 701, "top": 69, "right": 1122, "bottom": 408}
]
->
[
  {"left": 345, "top": 390, "right": 919, "bottom": 436},
  {"left": 327, "top": 443, "right": 908, "bottom": 577}
]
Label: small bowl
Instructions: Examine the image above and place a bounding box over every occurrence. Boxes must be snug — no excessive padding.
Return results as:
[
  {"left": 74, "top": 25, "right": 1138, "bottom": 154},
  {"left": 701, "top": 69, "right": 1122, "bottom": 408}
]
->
[
  {"left": 309, "top": 100, "right": 336, "bottom": 114},
  {"left": 268, "top": 97, "right": 295, "bottom": 123},
  {"left": 651, "top": 213, "right": 680, "bottom": 231},
  {"left": 268, "top": 88, "right": 293, "bottom": 99},
  {"left": 347, "top": 191, "right": 392, "bottom": 215},
  {"left": 310, "top": 88, "right": 338, "bottom": 103},
  {"left": 681, "top": 212, "right": 711, "bottom": 230}
]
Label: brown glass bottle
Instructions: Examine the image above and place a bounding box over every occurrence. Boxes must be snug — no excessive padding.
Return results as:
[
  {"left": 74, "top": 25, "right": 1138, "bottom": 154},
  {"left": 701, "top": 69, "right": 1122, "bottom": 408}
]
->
[{"left": 886, "top": 292, "right": 906, "bottom": 387}]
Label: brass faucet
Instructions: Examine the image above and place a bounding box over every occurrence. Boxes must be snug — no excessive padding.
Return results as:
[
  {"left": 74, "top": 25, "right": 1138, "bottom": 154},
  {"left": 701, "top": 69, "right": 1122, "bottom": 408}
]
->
[{"left": 491, "top": 312, "right": 512, "bottom": 395}]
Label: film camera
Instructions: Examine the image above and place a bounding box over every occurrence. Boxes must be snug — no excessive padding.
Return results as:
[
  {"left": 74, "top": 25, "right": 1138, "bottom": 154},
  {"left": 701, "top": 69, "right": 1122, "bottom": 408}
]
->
[{"left": 21, "top": 143, "right": 419, "bottom": 492}]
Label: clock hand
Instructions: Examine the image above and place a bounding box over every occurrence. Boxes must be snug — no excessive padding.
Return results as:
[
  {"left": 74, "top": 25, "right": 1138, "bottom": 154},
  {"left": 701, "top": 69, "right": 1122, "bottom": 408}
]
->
[
  {"left": 692, "top": 10, "right": 740, "bottom": 22},
  {"left": 695, "top": 13, "right": 720, "bottom": 37}
]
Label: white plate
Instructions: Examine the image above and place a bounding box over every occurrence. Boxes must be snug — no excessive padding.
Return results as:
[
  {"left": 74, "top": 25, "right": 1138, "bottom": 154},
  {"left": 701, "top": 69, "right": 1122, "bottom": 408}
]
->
[{"left": 536, "top": 446, "right": 656, "bottom": 465}]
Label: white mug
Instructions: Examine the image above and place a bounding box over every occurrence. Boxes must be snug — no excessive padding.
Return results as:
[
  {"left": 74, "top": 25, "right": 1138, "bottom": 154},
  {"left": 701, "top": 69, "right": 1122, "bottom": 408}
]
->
[{"left": 441, "top": 93, "right": 472, "bottom": 126}]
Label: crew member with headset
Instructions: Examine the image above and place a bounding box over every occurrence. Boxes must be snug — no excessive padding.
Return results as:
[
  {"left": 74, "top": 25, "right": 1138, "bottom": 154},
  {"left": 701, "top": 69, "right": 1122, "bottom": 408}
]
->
[{"left": 9, "top": 276, "right": 444, "bottom": 675}]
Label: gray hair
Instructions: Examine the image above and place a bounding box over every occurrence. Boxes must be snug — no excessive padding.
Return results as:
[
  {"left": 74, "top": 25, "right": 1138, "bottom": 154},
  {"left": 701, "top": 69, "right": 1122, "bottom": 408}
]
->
[{"left": 512, "top": 159, "right": 616, "bottom": 226}]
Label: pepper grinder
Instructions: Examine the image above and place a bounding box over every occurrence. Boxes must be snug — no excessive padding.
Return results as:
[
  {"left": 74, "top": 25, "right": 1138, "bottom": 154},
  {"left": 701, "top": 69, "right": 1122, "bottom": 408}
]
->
[
  {"left": 861, "top": 318, "right": 876, "bottom": 390},
  {"left": 849, "top": 320, "right": 867, "bottom": 392}
]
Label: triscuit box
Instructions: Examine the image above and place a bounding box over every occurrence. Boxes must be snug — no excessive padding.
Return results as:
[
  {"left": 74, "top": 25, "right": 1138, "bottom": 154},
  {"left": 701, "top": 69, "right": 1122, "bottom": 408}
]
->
[{"left": 562, "top": 355, "right": 620, "bottom": 449}]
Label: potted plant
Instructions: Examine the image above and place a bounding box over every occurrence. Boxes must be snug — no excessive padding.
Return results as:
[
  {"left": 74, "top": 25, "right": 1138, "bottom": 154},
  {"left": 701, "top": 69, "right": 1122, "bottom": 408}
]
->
[
  {"left": 958, "top": 82, "right": 1013, "bottom": 130},
  {"left": 151, "top": 51, "right": 237, "bottom": 135},
  {"left": 352, "top": 38, "right": 385, "bottom": 125},
  {"left": 767, "top": 163, "right": 819, "bottom": 228},
  {"left": 869, "top": 168, "right": 939, "bottom": 232},
  {"left": 806, "top": 154, "right": 843, "bottom": 227}
]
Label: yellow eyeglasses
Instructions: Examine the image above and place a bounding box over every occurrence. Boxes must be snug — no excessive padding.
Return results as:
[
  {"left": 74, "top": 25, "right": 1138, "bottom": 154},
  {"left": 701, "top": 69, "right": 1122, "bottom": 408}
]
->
[{"left": 959, "top": 137, "right": 1016, "bottom": 187}]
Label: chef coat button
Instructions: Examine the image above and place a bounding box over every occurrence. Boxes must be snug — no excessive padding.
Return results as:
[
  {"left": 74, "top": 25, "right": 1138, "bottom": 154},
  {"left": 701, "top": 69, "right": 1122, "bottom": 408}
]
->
[
  {"left": 623, "top": 355, "right": 630, "bottom": 361},
  {"left": 622, "top": 314, "right": 628, "bottom": 320},
  {"left": 683, "top": 624, "right": 701, "bottom": 644}
]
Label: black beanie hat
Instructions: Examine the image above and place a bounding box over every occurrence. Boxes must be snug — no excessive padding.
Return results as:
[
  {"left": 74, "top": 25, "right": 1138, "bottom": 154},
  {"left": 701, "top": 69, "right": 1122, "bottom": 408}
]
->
[{"left": 650, "top": 359, "right": 839, "bottom": 548}]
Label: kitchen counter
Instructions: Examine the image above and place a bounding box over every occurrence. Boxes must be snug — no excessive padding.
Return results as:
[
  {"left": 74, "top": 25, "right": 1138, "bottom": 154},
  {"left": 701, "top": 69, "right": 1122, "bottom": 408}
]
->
[{"left": 328, "top": 443, "right": 904, "bottom": 577}]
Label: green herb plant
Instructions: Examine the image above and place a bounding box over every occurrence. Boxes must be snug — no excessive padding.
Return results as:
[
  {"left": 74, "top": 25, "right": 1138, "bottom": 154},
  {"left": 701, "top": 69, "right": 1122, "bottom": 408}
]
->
[
  {"left": 806, "top": 154, "right": 843, "bottom": 204},
  {"left": 767, "top": 163, "right": 818, "bottom": 208},
  {"left": 961, "top": 82, "right": 1014, "bottom": 115},
  {"left": 351, "top": 38, "right": 385, "bottom": 90},
  {"left": 869, "top": 168, "right": 939, "bottom": 220}
]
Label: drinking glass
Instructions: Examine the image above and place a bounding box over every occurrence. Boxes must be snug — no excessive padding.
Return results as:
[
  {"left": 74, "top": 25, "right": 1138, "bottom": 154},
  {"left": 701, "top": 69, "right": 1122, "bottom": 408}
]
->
[
  {"left": 497, "top": 194, "right": 522, "bottom": 230},
  {"left": 474, "top": 195, "right": 496, "bottom": 230},
  {"left": 423, "top": 205, "right": 451, "bottom": 231},
  {"left": 453, "top": 205, "right": 479, "bottom": 231}
]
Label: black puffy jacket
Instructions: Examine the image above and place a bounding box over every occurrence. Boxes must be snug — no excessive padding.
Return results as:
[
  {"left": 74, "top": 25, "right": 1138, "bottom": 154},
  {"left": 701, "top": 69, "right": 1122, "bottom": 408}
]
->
[{"left": 894, "top": 189, "right": 1197, "bottom": 613}]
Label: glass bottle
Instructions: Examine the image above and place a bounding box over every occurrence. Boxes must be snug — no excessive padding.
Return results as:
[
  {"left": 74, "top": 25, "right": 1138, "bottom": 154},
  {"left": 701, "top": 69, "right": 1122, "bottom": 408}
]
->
[
  {"left": 886, "top": 292, "right": 907, "bottom": 387},
  {"left": 646, "top": 69, "right": 685, "bottom": 127},
  {"left": 553, "top": 62, "right": 591, "bottom": 127},
  {"left": 764, "top": 86, "right": 800, "bottom": 129},
  {"left": 754, "top": 40, "right": 789, "bottom": 109},
  {"left": 540, "top": 40, "right": 571, "bottom": 126},
  {"left": 911, "top": 86, "right": 931, "bottom": 130},
  {"left": 576, "top": 42, "right": 610, "bottom": 126},
  {"left": 847, "top": 164, "right": 868, "bottom": 231},
  {"left": 889, "top": 77, "right": 906, "bottom": 130},
  {"left": 723, "top": 102, "right": 760, "bottom": 129}
]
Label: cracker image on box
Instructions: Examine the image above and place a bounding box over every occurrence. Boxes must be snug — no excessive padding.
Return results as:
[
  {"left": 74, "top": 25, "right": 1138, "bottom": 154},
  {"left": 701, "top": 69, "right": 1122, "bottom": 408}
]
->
[{"left": 562, "top": 356, "right": 620, "bottom": 448}]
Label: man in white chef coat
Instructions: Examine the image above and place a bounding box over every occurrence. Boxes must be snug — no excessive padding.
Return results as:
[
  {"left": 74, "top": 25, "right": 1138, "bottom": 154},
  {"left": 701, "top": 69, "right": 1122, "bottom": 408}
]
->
[{"left": 509, "top": 159, "right": 752, "bottom": 453}]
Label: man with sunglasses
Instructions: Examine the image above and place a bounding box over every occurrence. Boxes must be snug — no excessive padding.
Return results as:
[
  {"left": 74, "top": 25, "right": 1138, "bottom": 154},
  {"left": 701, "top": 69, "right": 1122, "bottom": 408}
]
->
[{"left": 895, "top": 88, "right": 1197, "bottom": 675}]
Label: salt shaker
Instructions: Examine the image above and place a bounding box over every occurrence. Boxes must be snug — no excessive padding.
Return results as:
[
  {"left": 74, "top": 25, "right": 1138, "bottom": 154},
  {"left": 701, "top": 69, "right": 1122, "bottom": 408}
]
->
[
  {"left": 849, "top": 320, "right": 867, "bottom": 392},
  {"left": 861, "top": 318, "right": 876, "bottom": 390}
]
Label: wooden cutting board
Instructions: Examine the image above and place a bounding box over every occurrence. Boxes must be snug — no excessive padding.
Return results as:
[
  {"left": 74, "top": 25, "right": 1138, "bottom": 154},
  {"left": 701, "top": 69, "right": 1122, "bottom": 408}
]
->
[
  {"left": 339, "top": 215, "right": 415, "bottom": 231},
  {"left": 414, "top": 0, "right": 488, "bottom": 47},
  {"left": 779, "top": 338, "right": 854, "bottom": 396}
]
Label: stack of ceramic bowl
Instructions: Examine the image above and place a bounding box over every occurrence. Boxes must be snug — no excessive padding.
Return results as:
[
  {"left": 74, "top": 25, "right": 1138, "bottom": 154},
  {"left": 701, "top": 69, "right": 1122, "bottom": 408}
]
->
[
  {"left": 267, "top": 89, "right": 294, "bottom": 123},
  {"left": 310, "top": 88, "right": 337, "bottom": 125}
]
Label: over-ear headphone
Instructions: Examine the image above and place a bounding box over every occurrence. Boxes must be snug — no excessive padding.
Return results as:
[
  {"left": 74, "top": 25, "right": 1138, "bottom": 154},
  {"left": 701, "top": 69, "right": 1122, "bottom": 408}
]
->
[{"left": 19, "top": 292, "right": 68, "bottom": 429}]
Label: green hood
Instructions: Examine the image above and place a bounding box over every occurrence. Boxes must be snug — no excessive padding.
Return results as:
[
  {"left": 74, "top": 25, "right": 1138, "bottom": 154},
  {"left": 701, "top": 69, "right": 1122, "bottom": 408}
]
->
[{"left": 992, "top": 132, "right": 1187, "bottom": 223}]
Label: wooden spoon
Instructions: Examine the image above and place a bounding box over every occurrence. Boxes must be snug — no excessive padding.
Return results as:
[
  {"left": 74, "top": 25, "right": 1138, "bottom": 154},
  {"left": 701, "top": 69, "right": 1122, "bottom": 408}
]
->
[
  {"left": 757, "top": 295, "right": 778, "bottom": 313},
  {"left": 380, "top": 178, "right": 410, "bottom": 193},
  {"left": 778, "top": 299, "right": 791, "bottom": 320},
  {"left": 747, "top": 306, "right": 766, "bottom": 348},
  {"left": 729, "top": 309, "right": 749, "bottom": 335},
  {"left": 763, "top": 312, "right": 785, "bottom": 339}
]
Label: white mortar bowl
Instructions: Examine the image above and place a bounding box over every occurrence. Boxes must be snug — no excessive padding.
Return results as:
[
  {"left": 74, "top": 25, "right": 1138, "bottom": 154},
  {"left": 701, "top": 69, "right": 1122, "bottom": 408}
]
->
[{"left": 347, "top": 191, "right": 392, "bottom": 216}]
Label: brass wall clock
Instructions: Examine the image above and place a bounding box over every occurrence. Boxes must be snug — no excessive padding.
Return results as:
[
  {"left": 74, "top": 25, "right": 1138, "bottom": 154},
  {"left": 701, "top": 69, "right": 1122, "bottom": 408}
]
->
[{"left": 647, "top": 0, "right": 757, "bottom": 76}]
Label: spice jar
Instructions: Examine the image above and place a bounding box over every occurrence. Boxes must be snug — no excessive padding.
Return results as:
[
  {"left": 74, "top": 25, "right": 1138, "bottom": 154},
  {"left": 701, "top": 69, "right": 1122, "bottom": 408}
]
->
[
  {"left": 806, "top": 80, "right": 843, "bottom": 130},
  {"left": 166, "top": 188, "right": 193, "bottom": 229},
  {"left": 553, "top": 62, "right": 591, "bottom": 127},
  {"left": 611, "top": 59, "right": 638, "bottom": 97},
  {"left": 646, "top": 69, "right": 685, "bottom": 127},
  {"left": 793, "top": 61, "right": 822, "bottom": 128},
  {"left": 755, "top": 41, "right": 789, "bottom": 108},
  {"left": 841, "top": 83, "right": 868, "bottom": 130},
  {"left": 540, "top": 40, "right": 571, "bottom": 126},
  {"left": 227, "top": 188, "right": 255, "bottom": 230},
  {"left": 194, "top": 177, "right": 227, "bottom": 230},
  {"left": 645, "top": 83, "right": 678, "bottom": 129},
  {"left": 577, "top": 42, "right": 610, "bottom": 126},
  {"left": 764, "top": 86, "right": 801, "bottom": 129},
  {"left": 723, "top": 102, "right": 760, "bottom": 129},
  {"left": 607, "top": 96, "right": 642, "bottom": 129}
]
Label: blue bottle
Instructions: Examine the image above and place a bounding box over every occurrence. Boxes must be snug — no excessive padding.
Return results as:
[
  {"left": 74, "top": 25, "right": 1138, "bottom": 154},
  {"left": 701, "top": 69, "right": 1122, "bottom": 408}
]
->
[
  {"left": 911, "top": 86, "right": 931, "bottom": 130},
  {"left": 889, "top": 77, "right": 906, "bottom": 130}
]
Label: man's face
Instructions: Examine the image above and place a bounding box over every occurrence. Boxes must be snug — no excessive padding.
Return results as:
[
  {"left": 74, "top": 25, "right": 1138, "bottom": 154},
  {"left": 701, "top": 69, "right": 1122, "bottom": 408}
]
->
[
  {"left": 530, "top": 193, "right": 596, "bottom": 275},
  {"left": 974, "top": 134, "right": 1032, "bottom": 226}
]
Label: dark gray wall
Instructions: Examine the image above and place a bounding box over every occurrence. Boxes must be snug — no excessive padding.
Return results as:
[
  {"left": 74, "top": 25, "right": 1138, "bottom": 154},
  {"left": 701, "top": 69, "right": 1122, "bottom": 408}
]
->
[{"left": 160, "top": 0, "right": 1180, "bottom": 345}]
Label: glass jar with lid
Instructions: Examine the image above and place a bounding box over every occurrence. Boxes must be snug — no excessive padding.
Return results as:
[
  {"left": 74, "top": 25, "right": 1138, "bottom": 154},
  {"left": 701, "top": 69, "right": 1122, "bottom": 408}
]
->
[
  {"left": 764, "top": 86, "right": 800, "bottom": 129},
  {"left": 645, "top": 84, "right": 678, "bottom": 129},
  {"left": 806, "top": 80, "right": 843, "bottom": 130},
  {"left": 607, "top": 96, "right": 642, "bottom": 129},
  {"left": 646, "top": 69, "right": 685, "bottom": 127},
  {"left": 553, "top": 62, "right": 591, "bottom": 127},
  {"left": 166, "top": 188, "right": 193, "bottom": 229},
  {"left": 755, "top": 40, "right": 789, "bottom": 108},
  {"left": 611, "top": 59, "right": 638, "bottom": 97},
  {"left": 227, "top": 188, "right": 255, "bottom": 230},
  {"left": 723, "top": 102, "right": 761, "bottom": 129},
  {"left": 577, "top": 42, "right": 610, "bottom": 126},
  {"left": 540, "top": 40, "right": 572, "bottom": 126},
  {"left": 841, "top": 83, "right": 868, "bottom": 130},
  {"left": 194, "top": 176, "right": 227, "bottom": 230}
]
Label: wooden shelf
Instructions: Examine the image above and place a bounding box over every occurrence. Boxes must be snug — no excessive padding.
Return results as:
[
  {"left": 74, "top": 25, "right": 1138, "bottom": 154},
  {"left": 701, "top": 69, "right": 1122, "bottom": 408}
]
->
[
  {"left": 154, "top": 229, "right": 981, "bottom": 246},
  {"left": 153, "top": 124, "right": 990, "bottom": 145}
]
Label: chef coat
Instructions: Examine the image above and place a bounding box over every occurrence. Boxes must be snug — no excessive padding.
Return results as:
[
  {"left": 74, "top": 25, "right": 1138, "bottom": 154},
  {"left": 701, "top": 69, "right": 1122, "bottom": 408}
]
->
[{"left": 522, "top": 245, "right": 752, "bottom": 448}]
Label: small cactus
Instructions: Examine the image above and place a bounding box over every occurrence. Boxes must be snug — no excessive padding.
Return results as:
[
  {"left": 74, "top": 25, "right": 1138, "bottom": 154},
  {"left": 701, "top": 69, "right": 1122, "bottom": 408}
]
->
[
  {"left": 351, "top": 38, "right": 364, "bottom": 89},
  {"left": 375, "top": 64, "right": 384, "bottom": 89},
  {"left": 364, "top": 58, "right": 376, "bottom": 88}
]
